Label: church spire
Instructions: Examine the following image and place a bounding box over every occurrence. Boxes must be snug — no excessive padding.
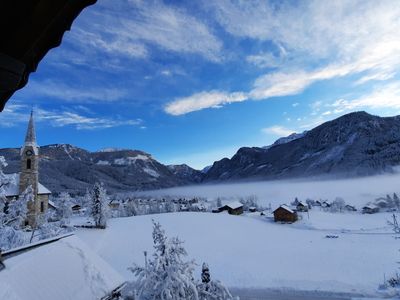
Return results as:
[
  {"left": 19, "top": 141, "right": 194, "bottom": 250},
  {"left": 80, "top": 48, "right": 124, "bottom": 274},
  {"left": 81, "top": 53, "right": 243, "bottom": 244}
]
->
[{"left": 24, "top": 110, "right": 37, "bottom": 146}]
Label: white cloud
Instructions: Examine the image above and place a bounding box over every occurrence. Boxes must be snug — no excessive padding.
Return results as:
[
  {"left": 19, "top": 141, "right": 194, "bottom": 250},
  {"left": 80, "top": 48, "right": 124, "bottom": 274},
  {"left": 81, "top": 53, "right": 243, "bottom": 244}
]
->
[
  {"left": 164, "top": 1, "right": 400, "bottom": 115},
  {"left": 64, "top": 0, "right": 222, "bottom": 65},
  {"left": 20, "top": 80, "right": 126, "bottom": 103},
  {"left": 261, "top": 125, "right": 295, "bottom": 136},
  {"left": 330, "top": 82, "right": 400, "bottom": 113},
  {"left": 246, "top": 51, "right": 284, "bottom": 68},
  {"left": 0, "top": 103, "right": 142, "bottom": 130},
  {"left": 164, "top": 90, "right": 248, "bottom": 116}
]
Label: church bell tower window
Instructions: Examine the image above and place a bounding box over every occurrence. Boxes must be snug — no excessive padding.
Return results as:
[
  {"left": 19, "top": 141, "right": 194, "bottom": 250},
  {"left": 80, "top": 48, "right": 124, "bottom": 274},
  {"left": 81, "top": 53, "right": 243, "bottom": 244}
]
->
[{"left": 27, "top": 159, "right": 31, "bottom": 169}]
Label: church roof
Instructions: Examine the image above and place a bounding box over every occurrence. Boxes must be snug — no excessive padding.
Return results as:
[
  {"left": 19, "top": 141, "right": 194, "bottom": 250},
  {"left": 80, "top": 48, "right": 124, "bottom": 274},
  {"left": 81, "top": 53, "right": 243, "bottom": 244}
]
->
[
  {"left": 3, "top": 173, "right": 51, "bottom": 197},
  {"left": 22, "top": 111, "right": 39, "bottom": 155},
  {"left": 0, "top": 235, "right": 124, "bottom": 300}
]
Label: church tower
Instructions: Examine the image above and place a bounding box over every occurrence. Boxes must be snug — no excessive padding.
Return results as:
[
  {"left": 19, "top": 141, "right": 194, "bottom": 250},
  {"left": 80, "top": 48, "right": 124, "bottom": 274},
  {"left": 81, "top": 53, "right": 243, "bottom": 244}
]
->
[{"left": 19, "top": 111, "right": 40, "bottom": 225}]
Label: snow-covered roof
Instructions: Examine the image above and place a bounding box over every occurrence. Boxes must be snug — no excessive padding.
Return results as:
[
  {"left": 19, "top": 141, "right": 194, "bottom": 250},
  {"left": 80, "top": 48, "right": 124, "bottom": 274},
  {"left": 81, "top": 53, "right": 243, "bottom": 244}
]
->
[
  {"left": 362, "top": 204, "right": 378, "bottom": 209},
  {"left": 297, "top": 201, "right": 308, "bottom": 207},
  {"left": 274, "top": 204, "right": 295, "bottom": 214},
  {"left": 0, "top": 235, "right": 124, "bottom": 300},
  {"left": 3, "top": 173, "right": 51, "bottom": 197},
  {"left": 48, "top": 199, "right": 57, "bottom": 209},
  {"left": 223, "top": 201, "right": 243, "bottom": 210}
]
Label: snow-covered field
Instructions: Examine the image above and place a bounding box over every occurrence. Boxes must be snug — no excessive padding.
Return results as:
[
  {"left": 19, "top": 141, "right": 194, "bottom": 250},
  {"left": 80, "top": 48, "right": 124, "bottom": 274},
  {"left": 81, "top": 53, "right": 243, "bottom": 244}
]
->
[
  {"left": 76, "top": 211, "right": 399, "bottom": 297},
  {"left": 138, "top": 174, "right": 400, "bottom": 208}
]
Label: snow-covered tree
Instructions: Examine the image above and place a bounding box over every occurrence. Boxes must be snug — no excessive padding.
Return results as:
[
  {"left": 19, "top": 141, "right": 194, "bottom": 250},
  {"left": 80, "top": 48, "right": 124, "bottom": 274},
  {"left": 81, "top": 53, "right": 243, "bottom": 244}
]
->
[
  {"left": 54, "top": 192, "right": 73, "bottom": 225},
  {"left": 197, "top": 263, "right": 236, "bottom": 300},
  {"left": 90, "top": 182, "right": 109, "bottom": 228},
  {"left": 128, "top": 220, "right": 198, "bottom": 300},
  {"left": 330, "top": 197, "right": 346, "bottom": 212},
  {"left": 388, "top": 214, "right": 400, "bottom": 234},
  {"left": 5, "top": 195, "right": 28, "bottom": 229},
  {"left": 394, "top": 193, "right": 400, "bottom": 211}
]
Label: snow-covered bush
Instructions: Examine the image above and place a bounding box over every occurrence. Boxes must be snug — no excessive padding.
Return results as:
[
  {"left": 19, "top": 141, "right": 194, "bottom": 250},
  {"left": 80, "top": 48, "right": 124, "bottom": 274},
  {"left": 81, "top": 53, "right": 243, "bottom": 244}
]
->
[
  {"left": 124, "top": 221, "right": 236, "bottom": 300},
  {"left": 90, "top": 182, "right": 109, "bottom": 228},
  {"left": 0, "top": 226, "right": 27, "bottom": 251}
]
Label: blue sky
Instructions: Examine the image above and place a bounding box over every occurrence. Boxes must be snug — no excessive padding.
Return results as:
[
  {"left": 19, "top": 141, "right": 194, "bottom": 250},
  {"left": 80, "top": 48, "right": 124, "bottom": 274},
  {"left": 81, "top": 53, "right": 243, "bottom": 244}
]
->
[{"left": 1, "top": 0, "right": 400, "bottom": 169}]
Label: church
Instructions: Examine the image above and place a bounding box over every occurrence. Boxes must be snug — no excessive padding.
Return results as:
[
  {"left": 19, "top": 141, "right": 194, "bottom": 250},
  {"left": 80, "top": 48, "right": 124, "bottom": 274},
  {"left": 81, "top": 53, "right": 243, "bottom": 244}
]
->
[{"left": 4, "top": 112, "right": 51, "bottom": 226}]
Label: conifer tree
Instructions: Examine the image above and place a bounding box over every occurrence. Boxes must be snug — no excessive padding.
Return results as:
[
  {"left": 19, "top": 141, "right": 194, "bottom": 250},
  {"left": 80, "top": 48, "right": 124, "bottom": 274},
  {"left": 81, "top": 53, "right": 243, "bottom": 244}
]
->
[{"left": 90, "top": 182, "right": 109, "bottom": 228}]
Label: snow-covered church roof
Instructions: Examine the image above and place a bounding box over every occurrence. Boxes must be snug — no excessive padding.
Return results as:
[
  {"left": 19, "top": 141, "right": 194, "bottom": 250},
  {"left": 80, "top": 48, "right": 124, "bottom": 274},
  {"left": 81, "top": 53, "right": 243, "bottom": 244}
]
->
[
  {"left": 0, "top": 235, "right": 125, "bottom": 300},
  {"left": 3, "top": 173, "right": 51, "bottom": 197}
]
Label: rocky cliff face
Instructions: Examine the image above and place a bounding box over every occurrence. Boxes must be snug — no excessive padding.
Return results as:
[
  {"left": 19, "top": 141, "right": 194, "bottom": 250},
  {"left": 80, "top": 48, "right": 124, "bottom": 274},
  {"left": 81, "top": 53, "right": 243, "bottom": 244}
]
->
[{"left": 204, "top": 112, "right": 400, "bottom": 181}]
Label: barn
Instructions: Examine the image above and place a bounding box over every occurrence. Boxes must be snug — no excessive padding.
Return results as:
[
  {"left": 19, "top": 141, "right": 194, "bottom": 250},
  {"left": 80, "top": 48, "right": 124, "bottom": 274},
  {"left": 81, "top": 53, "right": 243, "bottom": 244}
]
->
[
  {"left": 362, "top": 204, "right": 379, "bottom": 214},
  {"left": 218, "top": 201, "right": 244, "bottom": 215},
  {"left": 273, "top": 205, "right": 298, "bottom": 223}
]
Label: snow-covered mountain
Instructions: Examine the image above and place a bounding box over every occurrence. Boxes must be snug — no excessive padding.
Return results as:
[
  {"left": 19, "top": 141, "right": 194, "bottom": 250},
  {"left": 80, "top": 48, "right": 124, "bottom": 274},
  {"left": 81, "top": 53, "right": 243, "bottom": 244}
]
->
[
  {"left": 167, "top": 164, "right": 203, "bottom": 183},
  {"left": 204, "top": 111, "right": 400, "bottom": 181},
  {"left": 0, "top": 145, "right": 200, "bottom": 195}
]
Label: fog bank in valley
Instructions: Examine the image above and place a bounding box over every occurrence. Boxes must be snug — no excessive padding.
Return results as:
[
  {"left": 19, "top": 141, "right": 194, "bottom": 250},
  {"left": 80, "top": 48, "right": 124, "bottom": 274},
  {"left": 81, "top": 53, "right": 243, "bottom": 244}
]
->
[{"left": 139, "top": 173, "right": 400, "bottom": 208}]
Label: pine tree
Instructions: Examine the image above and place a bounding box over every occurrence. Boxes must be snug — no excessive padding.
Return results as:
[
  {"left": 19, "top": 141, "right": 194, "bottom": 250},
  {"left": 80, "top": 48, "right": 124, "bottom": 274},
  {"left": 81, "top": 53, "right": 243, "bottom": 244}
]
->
[
  {"left": 129, "top": 220, "right": 198, "bottom": 300},
  {"left": 90, "top": 182, "right": 109, "bottom": 228},
  {"left": 197, "top": 263, "right": 236, "bottom": 300}
]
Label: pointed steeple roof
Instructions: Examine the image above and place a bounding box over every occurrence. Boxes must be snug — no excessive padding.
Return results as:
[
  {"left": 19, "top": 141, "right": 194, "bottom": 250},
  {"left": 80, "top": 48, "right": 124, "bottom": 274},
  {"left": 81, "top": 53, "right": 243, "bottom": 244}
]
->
[
  {"left": 21, "top": 110, "right": 39, "bottom": 155},
  {"left": 24, "top": 110, "right": 37, "bottom": 145}
]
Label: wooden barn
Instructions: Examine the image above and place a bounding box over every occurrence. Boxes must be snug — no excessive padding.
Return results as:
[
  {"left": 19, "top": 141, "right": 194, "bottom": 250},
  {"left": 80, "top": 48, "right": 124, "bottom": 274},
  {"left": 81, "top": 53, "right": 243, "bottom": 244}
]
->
[
  {"left": 273, "top": 205, "right": 298, "bottom": 223},
  {"left": 362, "top": 204, "right": 379, "bottom": 214},
  {"left": 218, "top": 201, "right": 244, "bottom": 215}
]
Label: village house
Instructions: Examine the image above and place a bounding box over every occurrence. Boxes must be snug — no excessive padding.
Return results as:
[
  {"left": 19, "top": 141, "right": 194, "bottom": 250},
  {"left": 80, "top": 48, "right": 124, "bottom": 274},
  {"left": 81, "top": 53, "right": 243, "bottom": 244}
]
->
[
  {"left": 273, "top": 205, "right": 298, "bottom": 223},
  {"left": 344, "top": 204, "right": 357, "bottom": 212},
  {"left": 218, "top": 201, "right": 244, "bottom": 215},
  {"left": 4, "top": 112, "right": 51, "bottom": 227},
  {"left": 296, "top": 201, "right": 309, "bottom": 212},
  {"left": 362, "top": 204, "right": 379, "bottom": 214}
]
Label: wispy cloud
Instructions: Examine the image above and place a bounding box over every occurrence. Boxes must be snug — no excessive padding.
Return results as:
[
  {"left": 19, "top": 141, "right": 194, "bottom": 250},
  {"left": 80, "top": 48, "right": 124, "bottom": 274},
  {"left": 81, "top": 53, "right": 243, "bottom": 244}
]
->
[
  {"left": 0, "top": 103, "right": 142, "bottom": 130},
  {"left": 164, "top": 90, "right": 248, "bottom": 116},
  {"left": 165, "top": 1, "right": 400, "bottom": 115},
  {"left": 19, "top": 80, "right": 126, "bottom": 103},
  {"left": 58, "top": 0, "right": 222, "bottom": 69},
  {"left": 330, "top": 82, "right": 400, "bottom": 113},
  {"left": 261, "top": 125, "right": 295, "bottom": 136}
]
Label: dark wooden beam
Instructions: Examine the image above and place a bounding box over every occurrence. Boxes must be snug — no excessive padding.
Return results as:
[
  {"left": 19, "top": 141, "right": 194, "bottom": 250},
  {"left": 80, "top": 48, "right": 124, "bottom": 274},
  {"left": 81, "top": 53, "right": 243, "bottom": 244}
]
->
[{"left": 0, "top": 0, "right": 97, "bottom": 111}]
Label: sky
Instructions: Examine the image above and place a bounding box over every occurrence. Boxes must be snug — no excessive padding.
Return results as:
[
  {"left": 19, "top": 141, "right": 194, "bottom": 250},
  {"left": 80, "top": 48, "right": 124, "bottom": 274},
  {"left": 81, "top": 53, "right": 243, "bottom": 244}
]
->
[{"left": 1, "top": 0, "right": 400, "bottom": 169}]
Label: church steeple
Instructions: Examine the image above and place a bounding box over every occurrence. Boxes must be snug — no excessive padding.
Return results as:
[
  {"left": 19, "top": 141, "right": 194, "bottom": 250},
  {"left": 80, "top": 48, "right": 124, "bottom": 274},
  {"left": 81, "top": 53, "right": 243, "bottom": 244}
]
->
[{"left": 22, "top": 111, "right": 38, "bottom": 154}]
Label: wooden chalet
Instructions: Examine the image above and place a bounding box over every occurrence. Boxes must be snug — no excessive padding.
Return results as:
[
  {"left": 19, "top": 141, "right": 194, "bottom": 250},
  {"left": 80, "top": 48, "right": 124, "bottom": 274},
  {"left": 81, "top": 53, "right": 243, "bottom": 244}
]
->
[
  {"left": 344, "top": 204, "right": 357, "bottom": 212},
  {"left": 273, "top": 205, "right": 298, "bottom": 223},
  {"left": 218, "top": 201, "right": 244, "bottom": 215},
  {"left": 362, "top": 204, "right": 379, "bottom": 214}
]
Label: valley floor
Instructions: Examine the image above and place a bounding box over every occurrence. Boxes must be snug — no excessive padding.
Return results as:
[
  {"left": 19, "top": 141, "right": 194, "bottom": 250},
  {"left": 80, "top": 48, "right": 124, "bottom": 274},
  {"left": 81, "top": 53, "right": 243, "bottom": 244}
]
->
[{"left": 75, "top": 210, "right": 399, "bottom": 298}]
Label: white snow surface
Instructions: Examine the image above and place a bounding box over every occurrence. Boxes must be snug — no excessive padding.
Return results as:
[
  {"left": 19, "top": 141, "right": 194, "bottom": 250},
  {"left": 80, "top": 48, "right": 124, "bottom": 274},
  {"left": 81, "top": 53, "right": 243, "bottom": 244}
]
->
[
  {"left": 114, "top": 155, "right": 150, "bottom": 165},
  {"left": 0, "top": 235, "right": 124, "bottom": 300},
  {"left": 76, "top": 212, "right": 397, "bottom": 296},
  {"left": 3, "top": 173, "right": 51, "bottom": 196}
]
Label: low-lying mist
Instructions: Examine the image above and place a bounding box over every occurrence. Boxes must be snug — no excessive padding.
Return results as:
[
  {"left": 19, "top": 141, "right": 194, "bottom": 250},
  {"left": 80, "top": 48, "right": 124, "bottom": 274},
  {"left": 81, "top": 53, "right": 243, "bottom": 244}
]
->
[{"left": 138, "top": 173, "right": 400, "bottom": 208}]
